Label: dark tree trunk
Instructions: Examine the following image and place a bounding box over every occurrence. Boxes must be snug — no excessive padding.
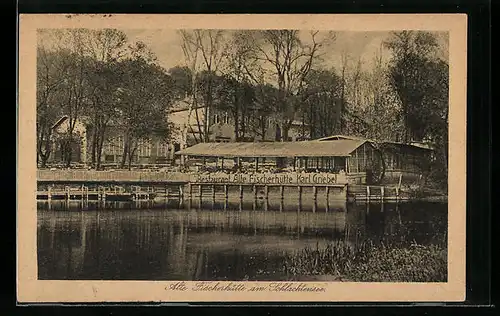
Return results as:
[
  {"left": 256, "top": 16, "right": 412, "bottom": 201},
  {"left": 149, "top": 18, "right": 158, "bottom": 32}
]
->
[
  {"left": 309, "top": 102, "right": 314, "bottom": 139},
  {"left": 282, "top": 120, "right": 292, "bottom": 142},
  {"left": 275, "top": 123, "right": 281, "bottom": 141},
  {"left": 120, "top": 133, "right": 129, "bottom": 169},
  {"left": 36, "top": 130, "right": 43, "bottom": 166},
  {"left": 233, "top": 114, "right": 240, "bottom": 141},
  {"left": 203, "top": 76, "right": 213, "bottom": 143},
  {"left": 340, "top": 70, "right": 346, "bottom": 134},
  {"left": 96, "top": 127, "right": 106, "bottom": 170},
  {"left": 64, "top": 138, "right": 73, "bottom": 168},
  {"left": 128, "top": 146, "right": 136, "bottom": 171},
  {"left": 260, "top": 119, "right": 266, "bottom": 141},
  {"left": 91, "top": 125, "right": 97, "bottom": 167},
  {"left": 40, "top": 155, "right": 49, "bottom": 168}
]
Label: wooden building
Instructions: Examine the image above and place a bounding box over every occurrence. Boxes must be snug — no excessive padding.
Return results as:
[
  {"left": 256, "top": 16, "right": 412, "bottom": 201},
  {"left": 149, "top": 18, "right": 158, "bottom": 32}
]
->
[
  {"left": 176, "top": 134, "right": 435, "bottom": 185},
  {"left": 379, "top": 141, "right": 434, "bottom": 183},
  {"left": 315, "top": 135, "right": 434, "bottom": 183},
  {"left": 176, "top": 137, "right": 384, "bottom": 184}
]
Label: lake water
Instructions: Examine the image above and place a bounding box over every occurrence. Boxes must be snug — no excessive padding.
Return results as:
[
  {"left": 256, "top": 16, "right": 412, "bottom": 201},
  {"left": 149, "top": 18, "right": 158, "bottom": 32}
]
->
[{"left": 37, "top": 199, "right": 447, "bottom": 281}]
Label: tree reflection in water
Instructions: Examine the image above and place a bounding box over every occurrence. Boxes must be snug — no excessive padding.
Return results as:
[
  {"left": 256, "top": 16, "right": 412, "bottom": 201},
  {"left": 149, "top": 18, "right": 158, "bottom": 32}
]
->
[{"left": 36, "top": 200, "right": 447, "bottom": 280}]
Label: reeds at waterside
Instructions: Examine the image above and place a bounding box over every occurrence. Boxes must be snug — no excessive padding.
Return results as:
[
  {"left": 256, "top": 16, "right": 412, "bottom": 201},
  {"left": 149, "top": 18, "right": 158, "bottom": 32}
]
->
[{"left": 282, "top": 240, "right": 447, "bottom": 282}]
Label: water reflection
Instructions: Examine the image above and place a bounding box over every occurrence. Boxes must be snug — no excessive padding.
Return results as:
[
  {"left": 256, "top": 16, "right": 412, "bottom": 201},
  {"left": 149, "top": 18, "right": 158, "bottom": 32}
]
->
[{"left": 37, "top": 200, "right": 447, "bottom": 280}]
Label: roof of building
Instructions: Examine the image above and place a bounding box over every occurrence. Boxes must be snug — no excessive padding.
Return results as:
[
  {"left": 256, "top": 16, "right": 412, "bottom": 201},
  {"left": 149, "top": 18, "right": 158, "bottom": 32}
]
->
[
  {"left": 314, "top": 134, "right": 381, "bottom": 144},
  {"left": 380, "top": 141, "right": 434, "bottom": 151},
  {"left": 316, "top": 135, "right": 434, "bottom": 151},
  {"left": 51, "top": 115, "right": 91, "bottom": 130},
  {"left": 51, "top": 115, "right": 69, "bottom": 130},
  {"left": 314, "top": 135, "right": 365, "bottom": 142},
  {"left": 176, "top": 139, "right": 368, "bottom": 158}
]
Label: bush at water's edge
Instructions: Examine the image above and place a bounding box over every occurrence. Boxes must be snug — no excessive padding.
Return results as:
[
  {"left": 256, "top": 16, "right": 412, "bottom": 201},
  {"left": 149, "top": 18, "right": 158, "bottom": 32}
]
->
[{"left": 280, "top": 241, "right": 447, "bottom": 282}]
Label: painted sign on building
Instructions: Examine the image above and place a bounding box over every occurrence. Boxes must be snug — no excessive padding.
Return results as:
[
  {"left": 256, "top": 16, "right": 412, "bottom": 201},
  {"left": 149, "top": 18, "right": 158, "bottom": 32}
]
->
[{"left": 190, "top": 172, "right": 347, "bottom": 185}]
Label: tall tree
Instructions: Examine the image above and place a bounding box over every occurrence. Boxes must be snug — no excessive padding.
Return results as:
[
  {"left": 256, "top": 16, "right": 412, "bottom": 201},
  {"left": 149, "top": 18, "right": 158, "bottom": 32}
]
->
[
  {"left": 384, "top": 31, "right": 443, "bottom": 142},
  {"left": 194, "top": 30, "right": 226, "bottom": 142},
  {"left": 339, "top": 50, "right": 349, "bottom": 134},
  {"left": 39, "top": 29, "right": 124, "bottom": 167},
  {"left": 84, "top": 59, "right": 123, "bottom": 169},
  {"left": 114, "top": 54, "right": 174, "bottom": 169},
  {"left": 168, "top": 65, "right": 192, "bottom": 99},
  {"left": 36, "top": 47, "right": 71, "bottom": 167},
  {"left": 218, "top": 31, "right": 260, "bottom": 141},
  {"left": 299, "top": 68, "right": 344, "bottom": 139},
  {"left": 344, "top": 47, "right": 404, "bottom": 142},
  {"left": 80, "top": 29, "right": 128, "bottom": 169},
  {"left": 55, "top": 30, "right": 91, "bottom": 167},
  {"left": 178, "top": 30, "right": 202, "bottom": 147},
  {"left": 385, "top": 31, "right": 449, "bottom": 186},
  {"left": 247, "top": 30, "right": 332, "bottom": 141}
]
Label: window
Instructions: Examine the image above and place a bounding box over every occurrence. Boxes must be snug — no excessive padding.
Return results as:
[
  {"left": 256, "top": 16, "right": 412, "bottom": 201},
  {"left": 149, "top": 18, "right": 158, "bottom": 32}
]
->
[
  {"left": 157, "top": 142, "right": 168, "bottom": 157},
  {"left": 244, "top": 115, "right": 251, "bottom": 127},
  {"left": 386, "top": 154, "right": 393, "bottom": 169},
  {"left": 102, "top": 135, "right": 123, "bottom": 157},
  {"left": 105, "top": 155, "right": 114, "bottom": 162},
  {"left": 223, "top": 112, "right": 229, "bottom": 124},
  {"left": 137, "top": 139, "right": 151, "bottom": 157},
  {"left": 103, "top": 140, "right": 113, "bottom": 156},
  {"left": 358, "top": 146, "right": 365, "bottom": 172},
  {"left": 116, "top": 136, "right": 124, "bottom": 155},
  {"left": 214, "top": 114, "right": 220, "bottom": 124}
]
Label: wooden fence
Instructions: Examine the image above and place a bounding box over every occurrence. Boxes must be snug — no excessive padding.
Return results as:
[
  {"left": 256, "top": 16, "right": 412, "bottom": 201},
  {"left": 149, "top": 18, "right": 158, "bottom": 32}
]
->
[{"left": 37, "top": 169, "right": 191, "bottom": 182}]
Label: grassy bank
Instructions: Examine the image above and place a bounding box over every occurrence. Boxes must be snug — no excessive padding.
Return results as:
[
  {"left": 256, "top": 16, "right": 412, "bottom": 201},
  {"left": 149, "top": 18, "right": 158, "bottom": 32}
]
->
[{"left": 282, "top": 241, "right": 447, "bottom": 282}]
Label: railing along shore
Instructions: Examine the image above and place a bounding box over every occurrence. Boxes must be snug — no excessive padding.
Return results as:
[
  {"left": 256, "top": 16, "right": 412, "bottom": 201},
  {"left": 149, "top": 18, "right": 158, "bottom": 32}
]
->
[
  {"left": 37, "top": 169, "right": 191, "bottom": 182},
  {"left": 37, "top": 169, "right": 348, "bottom": 184}
]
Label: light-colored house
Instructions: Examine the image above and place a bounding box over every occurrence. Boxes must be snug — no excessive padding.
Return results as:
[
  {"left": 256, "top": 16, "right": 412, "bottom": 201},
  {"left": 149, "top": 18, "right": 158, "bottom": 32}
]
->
[
  {"left": 47, "top": 115, "right": 174, "bottom": 166},
  {"left": 48, "top": 115, "right": 88, "bottom": 164},
  {"left": 167, "top": 97, "right": 310, "bottom": 148}
]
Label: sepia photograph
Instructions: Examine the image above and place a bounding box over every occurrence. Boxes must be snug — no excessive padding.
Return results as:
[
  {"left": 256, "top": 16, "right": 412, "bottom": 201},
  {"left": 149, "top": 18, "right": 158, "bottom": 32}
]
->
[{"left": 18, "top": 14, "right": 467, "bottom": 302}]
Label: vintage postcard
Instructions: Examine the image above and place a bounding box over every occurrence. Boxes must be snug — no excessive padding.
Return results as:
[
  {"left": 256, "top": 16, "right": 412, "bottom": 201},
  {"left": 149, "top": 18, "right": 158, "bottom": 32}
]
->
[{"left": 17, "top": 14, "right": 467, "bottom": 303}]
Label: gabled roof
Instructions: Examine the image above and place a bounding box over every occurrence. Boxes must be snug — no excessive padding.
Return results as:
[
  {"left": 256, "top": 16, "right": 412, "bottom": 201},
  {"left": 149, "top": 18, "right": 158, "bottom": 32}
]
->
[
  {"left": 51, "top": 115, "right": 69, "bottom": 130},
  {"left": 176, "top": 139, "right": 368, "bottom": 158},
  {"left": 315, "top": 135, "right": 376, "bottom": 143},
  {"left": 314, "top": 134, "right": 373, "bottom": 142},
  {"left": 51, "top": 115, "right": 91, "bottom": 130}
]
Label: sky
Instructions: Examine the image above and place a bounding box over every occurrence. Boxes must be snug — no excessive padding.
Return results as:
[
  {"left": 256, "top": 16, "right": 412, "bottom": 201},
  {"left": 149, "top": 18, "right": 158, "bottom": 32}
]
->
[
  {"left": 39, "top": 28, "right": 448, "bottom": 77},
  {"left": 123, "top": 30, "right": 400, "bottom": 74}
]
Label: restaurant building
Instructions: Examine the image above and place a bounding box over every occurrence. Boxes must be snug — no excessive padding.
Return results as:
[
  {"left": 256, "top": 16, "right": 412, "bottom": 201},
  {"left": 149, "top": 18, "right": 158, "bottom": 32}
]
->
[
  {"left": 176, "top": 136, "right": 383, "bottom": 184},
  {"left": 176, "top": 135, "right": 434, "bottom": 185}
]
